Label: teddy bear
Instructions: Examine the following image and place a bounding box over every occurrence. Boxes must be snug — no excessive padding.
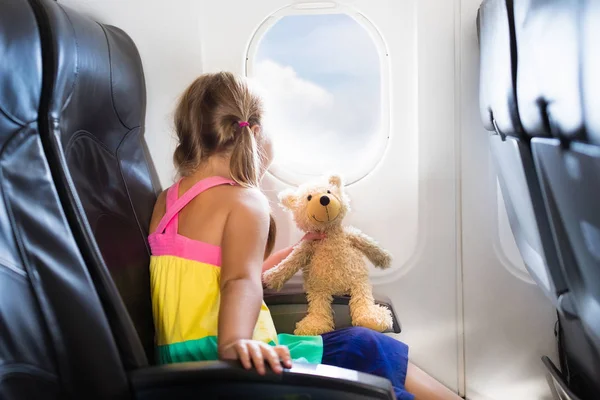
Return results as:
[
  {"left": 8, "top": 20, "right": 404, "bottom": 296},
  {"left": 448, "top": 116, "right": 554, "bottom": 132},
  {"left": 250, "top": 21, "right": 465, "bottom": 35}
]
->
[{"left": 262, "top": 174, "right": 394, "bottom": 336}]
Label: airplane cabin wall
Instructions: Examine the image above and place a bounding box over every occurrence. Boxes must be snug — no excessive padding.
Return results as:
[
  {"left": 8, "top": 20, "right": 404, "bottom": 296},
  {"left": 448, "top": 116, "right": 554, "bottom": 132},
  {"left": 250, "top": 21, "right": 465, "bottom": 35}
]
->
[{"left": 57, "top": 0, "right": 559, "bottom": 399}]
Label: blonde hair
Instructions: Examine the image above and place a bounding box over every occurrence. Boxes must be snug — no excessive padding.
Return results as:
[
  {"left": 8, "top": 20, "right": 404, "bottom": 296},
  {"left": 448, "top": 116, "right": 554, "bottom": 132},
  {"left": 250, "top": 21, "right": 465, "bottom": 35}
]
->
[
  {"left": 173, "top": 72, "right": 267, "bottom": 187},
  {"left": 173, "top": 72, "right": 275, "bottom": 257}
]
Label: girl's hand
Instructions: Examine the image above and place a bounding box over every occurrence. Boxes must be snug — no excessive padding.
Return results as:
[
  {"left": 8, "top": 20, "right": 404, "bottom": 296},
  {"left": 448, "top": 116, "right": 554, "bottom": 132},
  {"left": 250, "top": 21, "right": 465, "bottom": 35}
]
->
[
  {"left": 302, "top": 232, "right": 326, "bottom": 241},
  {"left": 219, "top": 339, "right": 292, "bottom": 375}
]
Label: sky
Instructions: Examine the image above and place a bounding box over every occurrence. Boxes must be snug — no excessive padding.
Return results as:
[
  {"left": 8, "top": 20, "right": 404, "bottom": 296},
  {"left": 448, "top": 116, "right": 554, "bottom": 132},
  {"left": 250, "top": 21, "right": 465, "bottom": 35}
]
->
[{"left": 251, "top": 13, "right": 382, "bottom": 177}]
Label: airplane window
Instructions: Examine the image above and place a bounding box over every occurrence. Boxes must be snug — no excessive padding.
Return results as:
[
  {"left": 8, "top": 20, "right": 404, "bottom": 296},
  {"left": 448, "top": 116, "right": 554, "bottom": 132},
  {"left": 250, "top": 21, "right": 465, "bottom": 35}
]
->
[{"left": 247, "top": 12, "right": 389, "bottom": 185}]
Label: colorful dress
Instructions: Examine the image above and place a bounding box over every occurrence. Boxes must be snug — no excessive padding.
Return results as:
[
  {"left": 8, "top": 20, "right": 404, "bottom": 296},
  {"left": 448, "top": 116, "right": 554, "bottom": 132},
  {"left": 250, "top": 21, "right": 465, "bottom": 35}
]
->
[{"left": 148, "top": 176, "right": 414, "bottom": 400}]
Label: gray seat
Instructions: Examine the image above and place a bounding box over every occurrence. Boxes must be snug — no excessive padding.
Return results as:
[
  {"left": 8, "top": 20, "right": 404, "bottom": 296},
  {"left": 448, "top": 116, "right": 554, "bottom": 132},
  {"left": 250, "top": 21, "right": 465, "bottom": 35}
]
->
[
  {"left": 524, "top": 0, "right": 600, "bottom": 353},
  {"left": 478, "top": 0, "right": 600, "bottom": 398},
  {"left": 477, "top": 0, "right": 566, "bottom": 309},
  {"left": 512, "top": 0, "right": 600, "bottom": 397}
]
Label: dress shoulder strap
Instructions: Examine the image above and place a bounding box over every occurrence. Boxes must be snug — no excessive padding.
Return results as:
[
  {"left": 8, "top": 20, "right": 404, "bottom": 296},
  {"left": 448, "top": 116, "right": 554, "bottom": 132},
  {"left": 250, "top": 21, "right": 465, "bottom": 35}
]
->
[
  {"left": 155, "top": 176, "right": 237, "bottom": 235},
  {"left": 161, "top": 181, "right": 181, "bottom": 235}
]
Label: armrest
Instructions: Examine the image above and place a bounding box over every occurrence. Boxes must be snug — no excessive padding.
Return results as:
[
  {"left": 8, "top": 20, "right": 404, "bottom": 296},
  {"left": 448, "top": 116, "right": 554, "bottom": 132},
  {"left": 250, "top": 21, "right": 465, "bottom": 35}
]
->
[
  {"left": 130, "top": 360, "right": 396, "bottom": 400},
  {"left": 263, "top": 282, "right": 401, "bottom": 334},
  {"left": 542, "top": 356, "right": 583, "bottom": 400}
]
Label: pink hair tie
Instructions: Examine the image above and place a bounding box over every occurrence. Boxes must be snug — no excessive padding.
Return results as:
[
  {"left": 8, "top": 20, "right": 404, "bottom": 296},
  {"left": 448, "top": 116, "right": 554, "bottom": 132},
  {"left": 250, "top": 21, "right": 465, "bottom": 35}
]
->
[{"left": 238, "top": 121, "right": 250, "bottom": 127}]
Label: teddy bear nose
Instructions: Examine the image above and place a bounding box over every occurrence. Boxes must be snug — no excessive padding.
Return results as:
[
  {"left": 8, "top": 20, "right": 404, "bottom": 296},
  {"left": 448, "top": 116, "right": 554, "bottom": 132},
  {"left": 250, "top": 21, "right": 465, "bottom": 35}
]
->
[{"left": 320, "top": 195, "right": 330, "bottom": 206}]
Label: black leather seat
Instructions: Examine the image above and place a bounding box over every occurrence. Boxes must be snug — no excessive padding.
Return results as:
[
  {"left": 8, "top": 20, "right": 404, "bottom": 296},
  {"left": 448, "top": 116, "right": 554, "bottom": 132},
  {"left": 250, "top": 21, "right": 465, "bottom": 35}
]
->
[
  {"left": 33, "top": 0, "right": 159, "bottom": 367},
  {"left": 478, "top": 0, "right": 600, "bottom": 398},
  {"left": 0, "top": 0, "right": 397, "bottom": 398},
  {"left": 0, "top": 0, "right": 134, "bottom": 397}
]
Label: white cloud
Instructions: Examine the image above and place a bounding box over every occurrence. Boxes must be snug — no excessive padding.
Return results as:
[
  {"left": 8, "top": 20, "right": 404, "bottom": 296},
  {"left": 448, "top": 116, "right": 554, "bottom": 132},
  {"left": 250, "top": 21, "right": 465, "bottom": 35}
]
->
[
  {"left": 253, "top": 60, "right": 336, "bottom": 174},
  {"left": 253, "top": 60, "right": 334, "bottom": 108},
  {"left": 251, "top": 14, "right": 384, "bottom": 177},
  {"left": 253, "top": 60, "right": 381, "bottom": 176}
]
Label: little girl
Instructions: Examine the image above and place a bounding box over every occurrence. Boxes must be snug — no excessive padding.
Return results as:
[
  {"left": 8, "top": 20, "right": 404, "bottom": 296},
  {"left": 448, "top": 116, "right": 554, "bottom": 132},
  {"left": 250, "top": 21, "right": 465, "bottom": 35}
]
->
[{"left": 148, "top": 72, "right": 462, "bottom": 400}]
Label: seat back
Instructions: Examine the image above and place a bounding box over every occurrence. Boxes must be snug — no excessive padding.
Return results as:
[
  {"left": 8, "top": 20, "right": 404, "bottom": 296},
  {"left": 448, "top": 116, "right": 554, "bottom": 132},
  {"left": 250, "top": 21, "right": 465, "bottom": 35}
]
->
[
  {"left": 0, "top": 0, "right": 130, "bottom": 398},
  {"left": 511, "top": 0, "right": 600, "bottom": 395},
  {"left": 33, "top": 0, "right": 162, "bottom": 366},
  {"left": 477, "top": 0, "right": 566, "bottom": 306},
  {"left": 478, "top": 0, "right": 600, "bottom": 397}
]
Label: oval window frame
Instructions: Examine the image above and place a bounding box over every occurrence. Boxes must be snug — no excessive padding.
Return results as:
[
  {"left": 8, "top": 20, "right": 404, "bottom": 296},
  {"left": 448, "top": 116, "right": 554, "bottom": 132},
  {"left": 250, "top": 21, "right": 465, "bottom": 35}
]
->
[{"left": 245, "top": 2, "right": 391, "bottom": 187}]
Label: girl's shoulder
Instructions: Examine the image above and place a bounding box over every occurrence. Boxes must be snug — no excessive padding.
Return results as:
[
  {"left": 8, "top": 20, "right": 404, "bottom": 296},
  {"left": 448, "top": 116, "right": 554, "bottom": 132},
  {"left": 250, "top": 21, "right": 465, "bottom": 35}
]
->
[
  {"left": 217, "top": 187, "right": 270, "bottom": 230},
  {"left": 232, "top": 186, "right": 269, "bottom": 209}
]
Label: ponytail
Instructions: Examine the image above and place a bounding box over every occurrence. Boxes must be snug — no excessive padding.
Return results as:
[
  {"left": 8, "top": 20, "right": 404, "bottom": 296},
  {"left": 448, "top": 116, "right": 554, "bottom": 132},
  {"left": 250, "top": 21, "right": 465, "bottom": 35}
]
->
[{"left": 229, "top": 123, "right": 261, "bottom": 188}]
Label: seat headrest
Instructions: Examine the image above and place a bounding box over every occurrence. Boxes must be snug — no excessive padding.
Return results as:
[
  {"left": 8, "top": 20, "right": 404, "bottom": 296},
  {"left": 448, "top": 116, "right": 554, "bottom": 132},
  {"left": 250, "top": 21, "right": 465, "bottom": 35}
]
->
[
  {"left": 45, "top": 4, "right": 146, "bottom": 152},
  {"left": 103, "top": 25, "right": 147, "bottom": 131},
  {"left": 582, "top": 0, "right": 600, "bottom": 145},
  {"left": 477, "top": 0, "right": 523, "bottom": 137},
  {"left": 480, "top": 0, "right": 600, "bottom": 145},
  {"left": 514, "top": 0, "right": 583, "bottom": 139},
  {"left": 0, "top": 0, "right": 42, "bottom": 128}
]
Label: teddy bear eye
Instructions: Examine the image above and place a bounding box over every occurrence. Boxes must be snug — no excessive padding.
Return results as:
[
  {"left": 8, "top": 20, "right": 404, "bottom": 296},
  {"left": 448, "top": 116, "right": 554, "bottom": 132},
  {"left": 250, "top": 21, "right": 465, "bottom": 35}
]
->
[
  {"left": 327, "top": 190, "right": 331, "bottom": 194},
  {"left": 307, "top": 195, "right": 312, "bottom": 201}
]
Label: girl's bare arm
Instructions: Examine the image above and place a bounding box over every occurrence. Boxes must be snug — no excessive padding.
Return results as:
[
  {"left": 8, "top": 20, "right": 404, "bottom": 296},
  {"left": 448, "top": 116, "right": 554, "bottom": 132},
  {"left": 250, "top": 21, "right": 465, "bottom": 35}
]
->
[{"left": 218, "top": 190, "right": 270, "bottom": 351}]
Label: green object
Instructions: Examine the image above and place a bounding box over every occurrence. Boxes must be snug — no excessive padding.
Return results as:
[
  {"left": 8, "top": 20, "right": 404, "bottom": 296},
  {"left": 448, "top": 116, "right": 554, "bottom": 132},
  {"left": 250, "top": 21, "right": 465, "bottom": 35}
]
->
[{"left": 157, "top": 334, "right": 324, "bottom": 364}]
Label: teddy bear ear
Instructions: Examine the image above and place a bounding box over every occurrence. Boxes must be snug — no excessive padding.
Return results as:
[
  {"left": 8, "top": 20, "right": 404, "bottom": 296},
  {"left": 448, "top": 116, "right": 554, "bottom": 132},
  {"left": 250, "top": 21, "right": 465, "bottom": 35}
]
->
[
  {"left": 278, "top": 189, "right": 297, "bottom": 210},
  {"left": 328, "top": 174, "right": 343, "bottom": 188}
]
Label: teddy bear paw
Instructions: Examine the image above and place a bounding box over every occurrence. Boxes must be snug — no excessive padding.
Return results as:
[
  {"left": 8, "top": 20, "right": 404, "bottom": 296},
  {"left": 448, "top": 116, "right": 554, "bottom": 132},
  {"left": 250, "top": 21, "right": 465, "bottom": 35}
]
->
[
  {"left": 352, "top": 305, "right": 393, "bottom": 332},
  {"left": 262, "top": 271, "right": 284, "bottom": 291},
  {"left": 374, "top": 251, "right": 392, "bottom": 269},
  {"left": 294, "top": 314, "right": 334, "bottom": 336}
]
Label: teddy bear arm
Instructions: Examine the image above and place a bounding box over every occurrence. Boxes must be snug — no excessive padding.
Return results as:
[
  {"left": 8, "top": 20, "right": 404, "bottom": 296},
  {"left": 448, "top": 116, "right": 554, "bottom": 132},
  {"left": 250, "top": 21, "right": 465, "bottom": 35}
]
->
[{"left": 345, "top": 228, "right": 392, "bottom": 269}]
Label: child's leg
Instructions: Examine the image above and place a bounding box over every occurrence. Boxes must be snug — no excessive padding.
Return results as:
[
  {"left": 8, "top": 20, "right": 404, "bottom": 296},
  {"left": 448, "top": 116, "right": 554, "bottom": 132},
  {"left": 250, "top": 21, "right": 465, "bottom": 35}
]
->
[
  {"left": 320, "top": 327, "right": 462, "bottom": 400},
  {"left": 404, "top": 362, "right": 462, "bottom": 400},
  {"left": 321, "top": 327, "right": 414, "bottom": 399}
]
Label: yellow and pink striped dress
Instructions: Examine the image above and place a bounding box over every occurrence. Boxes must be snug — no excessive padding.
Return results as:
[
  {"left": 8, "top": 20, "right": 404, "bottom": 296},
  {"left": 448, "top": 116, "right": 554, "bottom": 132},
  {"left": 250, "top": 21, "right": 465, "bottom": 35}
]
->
[{"left": 148, "top": 176, "right": 322, "bottom": 364}]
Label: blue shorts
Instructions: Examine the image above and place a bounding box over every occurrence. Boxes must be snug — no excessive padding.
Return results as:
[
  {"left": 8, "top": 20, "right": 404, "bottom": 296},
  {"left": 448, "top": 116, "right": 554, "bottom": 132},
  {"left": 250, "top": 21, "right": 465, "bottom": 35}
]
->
[{"left": 321, "top": 327, "right": 415, "bottom": 400}]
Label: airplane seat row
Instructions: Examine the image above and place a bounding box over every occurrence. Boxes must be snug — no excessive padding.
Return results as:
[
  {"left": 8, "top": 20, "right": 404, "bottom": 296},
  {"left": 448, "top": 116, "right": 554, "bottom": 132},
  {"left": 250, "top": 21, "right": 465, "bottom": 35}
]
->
[
  {"left": 0, "top": 0, "right": 398, "bottom": 398},
  {"left": 477, "top": 0, "right": 600, "bottom": 398}
]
